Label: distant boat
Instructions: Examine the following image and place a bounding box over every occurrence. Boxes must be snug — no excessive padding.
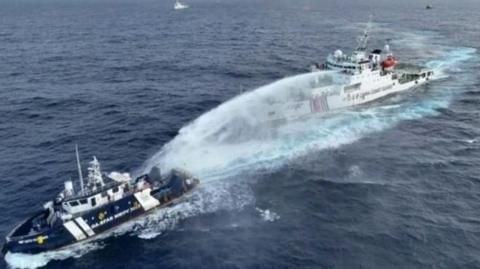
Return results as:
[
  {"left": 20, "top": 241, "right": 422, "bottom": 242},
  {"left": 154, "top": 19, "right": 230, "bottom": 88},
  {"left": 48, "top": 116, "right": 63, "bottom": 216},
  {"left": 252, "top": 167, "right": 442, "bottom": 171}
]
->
[
  {"left": 426, "top": 4, "right": 433, "bottom": 9},
  {"left": 174, "top": 0, "right": 189, "bottom": 10}
]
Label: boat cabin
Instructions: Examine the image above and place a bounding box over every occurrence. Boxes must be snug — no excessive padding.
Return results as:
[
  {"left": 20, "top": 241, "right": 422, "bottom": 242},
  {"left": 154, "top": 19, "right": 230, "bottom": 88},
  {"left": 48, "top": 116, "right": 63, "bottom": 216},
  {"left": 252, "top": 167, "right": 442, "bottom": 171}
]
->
[
  {"left": 53, "top": 156, "right": 138, "bottom": 217},
  {"left": 325, "top": 44, "right": 396, "bottom": 75},
  {"left": 61, "top": 181, "right": 127, "bottom": 215}
]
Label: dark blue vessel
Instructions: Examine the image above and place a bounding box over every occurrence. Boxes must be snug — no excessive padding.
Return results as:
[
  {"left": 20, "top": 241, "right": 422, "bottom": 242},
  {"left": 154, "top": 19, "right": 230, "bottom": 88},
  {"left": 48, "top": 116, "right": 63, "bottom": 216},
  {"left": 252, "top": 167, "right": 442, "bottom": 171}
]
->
[{"left": 2, "top": 146, "right": 199, "bottom": 254}]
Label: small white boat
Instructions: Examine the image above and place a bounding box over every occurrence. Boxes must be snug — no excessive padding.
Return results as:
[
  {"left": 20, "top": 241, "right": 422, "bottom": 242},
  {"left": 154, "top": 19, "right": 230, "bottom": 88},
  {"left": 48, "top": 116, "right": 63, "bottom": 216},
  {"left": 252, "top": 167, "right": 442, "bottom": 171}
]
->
[{"left": 174, "top": 0, "right": 189, "bottom": 10}]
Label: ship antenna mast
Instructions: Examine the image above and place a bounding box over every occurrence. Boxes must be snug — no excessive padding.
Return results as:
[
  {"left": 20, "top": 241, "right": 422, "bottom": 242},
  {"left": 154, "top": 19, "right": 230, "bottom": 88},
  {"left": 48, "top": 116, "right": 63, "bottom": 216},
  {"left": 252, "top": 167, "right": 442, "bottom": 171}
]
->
[
  {"left": 356, "top": 15, "right": 372, "bottom": 51},
  {"left": 75, "top": 144, "right": 85, "bottom": 194}
]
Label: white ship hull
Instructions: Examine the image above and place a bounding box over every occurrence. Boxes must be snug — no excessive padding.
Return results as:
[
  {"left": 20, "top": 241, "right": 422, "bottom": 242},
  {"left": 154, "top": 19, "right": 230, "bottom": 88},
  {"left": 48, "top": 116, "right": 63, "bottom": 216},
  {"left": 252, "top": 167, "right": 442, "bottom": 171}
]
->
[{"left": 264, "top": 69, "right": 434, "bottom": 123}]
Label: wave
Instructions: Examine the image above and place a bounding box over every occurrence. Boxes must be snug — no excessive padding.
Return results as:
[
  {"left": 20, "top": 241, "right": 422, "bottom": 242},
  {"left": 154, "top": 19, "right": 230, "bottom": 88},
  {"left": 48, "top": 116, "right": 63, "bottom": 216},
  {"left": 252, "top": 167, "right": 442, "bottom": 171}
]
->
[{"left": 4, "top": 243, "right": 103, "bottom": 269}]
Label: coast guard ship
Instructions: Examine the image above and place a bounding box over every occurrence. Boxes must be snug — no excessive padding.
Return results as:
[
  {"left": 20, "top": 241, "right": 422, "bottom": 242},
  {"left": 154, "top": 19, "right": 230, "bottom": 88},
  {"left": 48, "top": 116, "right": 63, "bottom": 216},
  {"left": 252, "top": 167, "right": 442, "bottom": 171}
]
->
[
  {"left": 2, "top": 146, "right": 199, "bottom": 254},
  {"left": 263, "top": 21, "right": 435, "bottom": 122}
]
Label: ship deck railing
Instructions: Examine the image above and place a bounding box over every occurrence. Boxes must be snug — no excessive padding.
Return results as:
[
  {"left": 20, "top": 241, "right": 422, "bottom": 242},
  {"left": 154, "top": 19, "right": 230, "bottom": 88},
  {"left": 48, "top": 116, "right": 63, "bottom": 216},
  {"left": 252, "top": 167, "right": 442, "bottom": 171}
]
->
[{"left": 64, "top": 179, "right": 123, "bottom": 202}]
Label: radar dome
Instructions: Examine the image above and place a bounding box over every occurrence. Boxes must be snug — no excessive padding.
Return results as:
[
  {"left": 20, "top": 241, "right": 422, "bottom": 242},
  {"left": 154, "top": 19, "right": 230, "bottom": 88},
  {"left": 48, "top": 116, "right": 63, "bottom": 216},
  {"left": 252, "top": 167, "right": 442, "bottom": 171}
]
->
[
  {"left": 384, "top": 44, "right": 390, "bottom": 52},
  {"left": 334, "top": 50, "right": 343, "bottom": 57}
]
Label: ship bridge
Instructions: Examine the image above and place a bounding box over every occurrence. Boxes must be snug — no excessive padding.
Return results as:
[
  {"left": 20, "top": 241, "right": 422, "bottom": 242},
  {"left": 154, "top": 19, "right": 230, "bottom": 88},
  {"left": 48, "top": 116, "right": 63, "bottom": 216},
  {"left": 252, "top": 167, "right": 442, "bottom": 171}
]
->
[{"left": 325, "top": 50, "right": 370, "bottom": 74}]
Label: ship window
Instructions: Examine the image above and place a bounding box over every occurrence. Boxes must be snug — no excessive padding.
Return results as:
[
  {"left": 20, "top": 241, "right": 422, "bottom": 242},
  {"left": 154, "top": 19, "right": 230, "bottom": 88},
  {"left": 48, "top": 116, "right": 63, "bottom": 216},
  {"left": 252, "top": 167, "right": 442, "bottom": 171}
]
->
[
  {"left": 113, "top": 186, "right": 119, "bottom": 193},
  {"left": 101, "top": 192, "right": 108, "bottom": 198},
  {"left": 69, "top": 201, "right": 79, "bottom": 207},
  {"left": 79, "top": 199, "right": 88, "bottom": 205},
  {"left": 91, "top": 197, "right": 97, "bottom": 206}
]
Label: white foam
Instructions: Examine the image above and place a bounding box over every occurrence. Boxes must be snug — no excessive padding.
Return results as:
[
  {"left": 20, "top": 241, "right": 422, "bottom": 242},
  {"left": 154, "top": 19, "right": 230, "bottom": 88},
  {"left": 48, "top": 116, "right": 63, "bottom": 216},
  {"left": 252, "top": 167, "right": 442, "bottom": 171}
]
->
[
  {"left": 132, "top": 180, "right": 255, "bottom": 240},
  {"left": 5, "top": 242, "right": 103, "bottom": 269},
  {"left": 255, "top": 207, "right": 280, "bottom": 222},
  {"left": 427, "top": 47, "right": 477, "bottom": 74},
  {"left": 137, "top": 232, "right": 161, "bottom": 240},
  {"left": 348, "top": 165, "right": 363, "bottom": 178}
]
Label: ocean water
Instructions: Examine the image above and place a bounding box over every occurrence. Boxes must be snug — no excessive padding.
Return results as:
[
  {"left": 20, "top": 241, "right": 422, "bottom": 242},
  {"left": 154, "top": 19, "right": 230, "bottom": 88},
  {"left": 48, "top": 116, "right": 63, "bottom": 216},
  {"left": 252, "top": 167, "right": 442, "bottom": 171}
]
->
[{"left": 1, "top": 0, "right": 480, "bottom": 268}]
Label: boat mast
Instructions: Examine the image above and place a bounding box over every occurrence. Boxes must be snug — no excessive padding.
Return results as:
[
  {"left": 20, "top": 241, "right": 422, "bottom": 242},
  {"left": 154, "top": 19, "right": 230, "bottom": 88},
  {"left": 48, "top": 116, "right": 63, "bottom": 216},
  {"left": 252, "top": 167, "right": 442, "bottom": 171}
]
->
[
  {"left": 75, "top": 144, "right": 85, "bottom": 194},
  {"left": 356, "top": 15, "right": 372, "bottom": 52}
]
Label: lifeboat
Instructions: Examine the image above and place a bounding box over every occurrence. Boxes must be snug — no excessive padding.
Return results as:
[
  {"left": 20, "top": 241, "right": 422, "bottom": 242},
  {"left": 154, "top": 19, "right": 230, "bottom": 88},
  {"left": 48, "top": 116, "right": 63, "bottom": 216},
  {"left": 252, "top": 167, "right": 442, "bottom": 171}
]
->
[{"left": 381, "top": 56, "right": 396, "bottom": 70}]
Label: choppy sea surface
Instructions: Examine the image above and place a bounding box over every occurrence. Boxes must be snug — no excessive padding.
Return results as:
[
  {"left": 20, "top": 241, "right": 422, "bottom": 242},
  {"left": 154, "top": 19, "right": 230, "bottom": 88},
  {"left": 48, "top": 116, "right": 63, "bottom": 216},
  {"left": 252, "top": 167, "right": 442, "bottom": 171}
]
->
[{"left": 1, "top": 0, "right": 480, "bottom": 268}]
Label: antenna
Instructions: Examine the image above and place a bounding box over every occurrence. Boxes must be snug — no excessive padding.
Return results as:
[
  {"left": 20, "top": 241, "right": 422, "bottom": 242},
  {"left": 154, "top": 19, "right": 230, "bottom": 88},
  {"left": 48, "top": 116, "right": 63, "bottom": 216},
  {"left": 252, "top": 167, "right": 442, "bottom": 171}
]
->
[
  {"left": 75, "top": 144, "right": 85, "bottom": 194},
  {"left": 356, "top": 15, "right": 373, "bottom": 51}
]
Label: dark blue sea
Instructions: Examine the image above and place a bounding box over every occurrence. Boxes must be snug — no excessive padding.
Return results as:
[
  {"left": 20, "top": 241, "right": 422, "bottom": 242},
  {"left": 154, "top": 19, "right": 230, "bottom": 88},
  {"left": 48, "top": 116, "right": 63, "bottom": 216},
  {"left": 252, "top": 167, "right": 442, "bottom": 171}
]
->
[{"left": 1, "top": 0, "right": 480, "bottom": 268}]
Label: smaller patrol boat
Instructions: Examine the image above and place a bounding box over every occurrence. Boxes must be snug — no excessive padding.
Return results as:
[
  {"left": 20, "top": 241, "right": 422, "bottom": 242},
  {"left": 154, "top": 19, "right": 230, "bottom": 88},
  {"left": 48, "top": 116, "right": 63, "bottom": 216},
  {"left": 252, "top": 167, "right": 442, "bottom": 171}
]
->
[{"left": 2, "top": 146, "right": 199, "bottom": 254}]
